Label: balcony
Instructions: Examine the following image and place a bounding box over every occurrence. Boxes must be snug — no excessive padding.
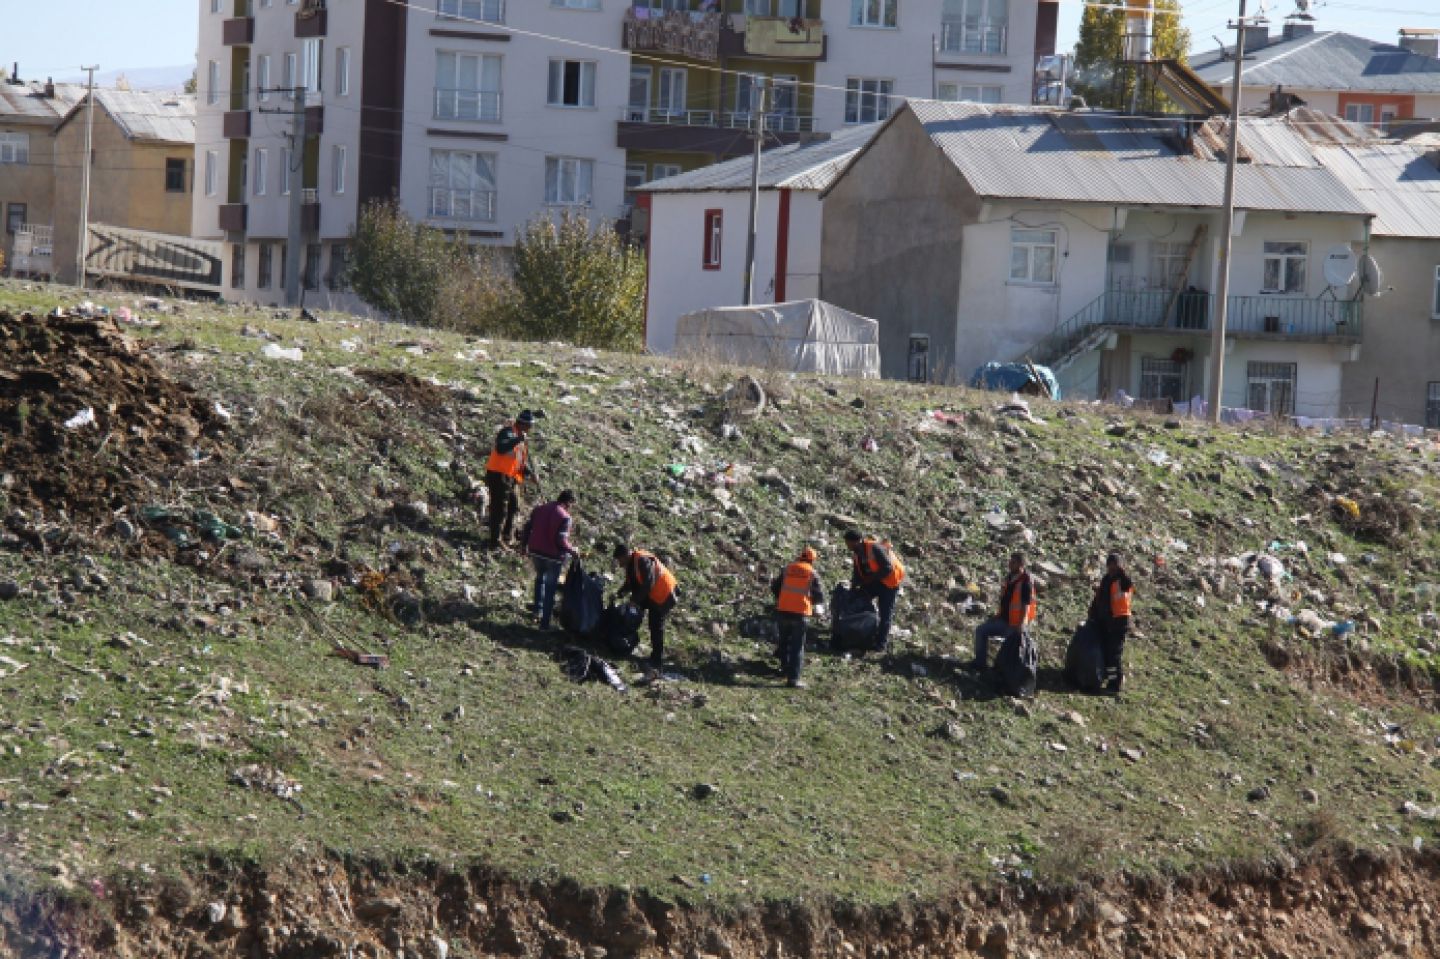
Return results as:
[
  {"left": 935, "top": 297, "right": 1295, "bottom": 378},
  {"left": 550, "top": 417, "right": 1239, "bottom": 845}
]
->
[
  {"left": 616, "top": 107, "right": 816, "bottom": 155},
  {"left": 222, "top": 17, "right": 255, "bottom": 46},
  {"left": 223, "top": 109, "right": 251, "bottom": 138},
  {"left": 295, "top": 0, "right": 327, "bottom": 37},
  {"left": 434, "top": 88, "right": 502, "bottom": 123},
  {"left": 219, "top": 204, "right": 248, "bottom": 233},
  {"left": 429, "top": 187, "right": 497, "bottom": 222},
  {"left": 938, "top": 17, "right": 1007, "bottom": 55},
  {"left": 622, "top": 7, "right": 721, "bottom": 63},
  {"left": 719, "top": 16, "right": 826, "bottom": 61},
  {"left": 301, "top": 189, "right": 320, "bottom": 232},
  {"left": 436, "top": 0, "right": 504, "bottom": 24}
]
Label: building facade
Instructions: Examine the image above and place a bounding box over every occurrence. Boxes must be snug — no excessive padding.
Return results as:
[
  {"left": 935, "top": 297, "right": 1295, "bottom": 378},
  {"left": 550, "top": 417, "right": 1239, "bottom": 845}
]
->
[
  {"left": 0, "top": 78, "right": 83, "bottom": 276},
  {"left": 194, "top": 0, "right": 1057, "bottom": 305}
]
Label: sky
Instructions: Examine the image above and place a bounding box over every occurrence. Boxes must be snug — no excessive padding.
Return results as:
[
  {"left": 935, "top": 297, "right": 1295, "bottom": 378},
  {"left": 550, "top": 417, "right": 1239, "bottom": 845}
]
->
[{"left": 3, "top": 0, "right": 1436, "bottom": 81}]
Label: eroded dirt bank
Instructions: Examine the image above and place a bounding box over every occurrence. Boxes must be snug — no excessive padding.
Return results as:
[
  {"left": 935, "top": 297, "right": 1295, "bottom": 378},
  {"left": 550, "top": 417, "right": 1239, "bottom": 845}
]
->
[{"left": 5, "top": 848, "right": 1439, "bottom": 958}]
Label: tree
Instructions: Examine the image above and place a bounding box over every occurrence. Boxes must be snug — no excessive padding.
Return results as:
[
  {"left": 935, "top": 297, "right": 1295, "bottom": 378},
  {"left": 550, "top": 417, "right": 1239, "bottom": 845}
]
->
[
  {"left": 1072, "top": 0, "right": 1190, "bottom": 111},
  {"left": 510, "top": 212, "right": 646, "bottom": 351},
  {"left": 183, "top": 69, "right": 198, "bottom": 95},
  {"left": 348, "top": 199, "right": 465, "bottom": 327}
]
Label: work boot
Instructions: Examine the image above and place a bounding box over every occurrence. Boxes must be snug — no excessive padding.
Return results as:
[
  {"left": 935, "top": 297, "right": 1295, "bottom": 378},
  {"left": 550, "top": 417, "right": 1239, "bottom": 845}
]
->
[{"left": 1103, "top": 675, "right": 1123, "bottom": 696}]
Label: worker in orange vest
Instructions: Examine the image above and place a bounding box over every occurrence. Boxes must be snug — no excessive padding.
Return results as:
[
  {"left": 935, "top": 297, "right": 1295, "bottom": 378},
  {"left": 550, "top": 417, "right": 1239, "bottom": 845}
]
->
[
  {"left": 843, "top": 530, "right": 905, "bottom": 653},
  {"left": 770, "top": 546, "right": 826, "bottom": 689},
  {"left": 971, "top": 552, "right": 1036, "bottom": 670},
  {"left": 613, "top": 542, "right": 679, "bottom": 680},
  {"left": 1088, "top": 552, "right": 1134, "bottom": 694},
  {"left": 484, "top": 409, "right": 538, "bottom": 549}
]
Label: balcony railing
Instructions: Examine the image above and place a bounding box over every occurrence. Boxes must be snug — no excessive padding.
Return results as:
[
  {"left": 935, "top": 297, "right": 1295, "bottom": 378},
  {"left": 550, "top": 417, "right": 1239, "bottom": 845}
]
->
[
  {"left": 622, "top": 7, "right": 721, "bottom": 63},
  {"left": 437, "top": 0, "right": 503, "bottom": 23},
  {"left": 939, "top": 17, "right": 1006, "bottom": 55},
  {"left": 620, "top": 106, "right": 815, "bottom": 133},
  {"left": 434, "top": 88, "right": 502, "bottom": 122},
  {"left": 722, "top": 110, "right": 816, "bottom": 132},
  {"left": 429, "top": 188, "right": 497, "bottom": 221}
]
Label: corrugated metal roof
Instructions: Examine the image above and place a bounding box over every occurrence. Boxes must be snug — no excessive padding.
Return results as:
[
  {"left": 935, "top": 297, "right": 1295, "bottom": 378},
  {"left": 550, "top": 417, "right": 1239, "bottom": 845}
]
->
[
  {"left": 640, "top": 122, "right": 881, "bottom": 193},
  {"left": 1305, "top": 140, "right": 1440, "bottom": 238},
  {"left": 1190, "top": 31, "right": 1440, "bottom": 95},
  {"left": 905, "top": 99, "right": 1370, "bottom": 216},
  {"left": 0, "top": 81, "right": 85, "bottom": 121},
  {"left": 56, "top": 89, "right": 195, "bottom": 144}
]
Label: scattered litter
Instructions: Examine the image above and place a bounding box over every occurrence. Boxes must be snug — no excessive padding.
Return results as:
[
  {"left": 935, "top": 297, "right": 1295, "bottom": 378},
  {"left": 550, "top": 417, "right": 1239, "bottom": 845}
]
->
[
  {"left": 1334, "top": 496, "right": 1361, "bottom": 520},
  {"left": 261, "top": 343, "right": 304, "bottom": 362},
  {"left": 212, "top": 401, "right": 232, "bottom": 422},
  {"left": 1145, "top": 449, "right": 1170, "bottom": 467},
  {"left": 62, "top": 408, "right": 96, "bottom": 430},
  {"left": 560, "top": 647, "right": 626, "bottom": 692},
  {"left": 340, "top": 339, "right": 361, "bottom": 353},
  {"left": 860, "top": 436, "right": 879, "bottom": 452},
  {"left": 330, "top": 644, "right": 389, "bottom": 668},
  {"left": 0, "top": 655, "right": 27, "bottom": 680},
  {"left": 229, "top": 764, "right": 302, "bottom": 801}
]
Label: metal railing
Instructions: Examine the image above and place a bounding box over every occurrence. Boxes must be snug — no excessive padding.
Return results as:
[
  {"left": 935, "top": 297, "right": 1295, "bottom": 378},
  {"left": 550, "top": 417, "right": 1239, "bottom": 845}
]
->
[
  {"left": 620, "top": 107, "right": 718, "bottom": 126},
  {"left": 621, "top": 106, "right": 815, "bottom": 132},
  {"left": 722, "top": 111, "right": 816, "bottom": 132},
  {"left": 301, "top": 188, "right": 319, "bottom": 204},
  {"left": 434, "top": 88, "right": 502, "bottom": 122},
  {"left": 939, "top": 18, "right": 1007, "bottom": 54},
  {"left": 429, "top": 188, "right": 497, "bottom": 221},
  {"left": 437, "top": 0, "right": 503, "bottom": 22}
]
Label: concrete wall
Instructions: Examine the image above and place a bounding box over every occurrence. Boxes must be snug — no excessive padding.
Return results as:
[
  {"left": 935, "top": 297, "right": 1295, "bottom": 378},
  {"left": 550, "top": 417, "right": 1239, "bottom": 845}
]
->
[
  {"left": 1340, "top": 236, "right": 1440, "bottom": 425},
  {"left": 1215, "top": 83, "right": 1440, "bottom": 120},
  {"left": 821, "top": 109, "right": 976, "bottom": 380}
]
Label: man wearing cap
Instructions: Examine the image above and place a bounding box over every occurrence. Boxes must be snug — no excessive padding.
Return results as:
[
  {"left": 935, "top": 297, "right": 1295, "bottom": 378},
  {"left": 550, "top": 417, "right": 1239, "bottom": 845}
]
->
[
  {"left": 613, "top": 542, "right": 679, "bottom": 679},
  {"left": 1088, "top": 553, "right": 1134, "bottom": 694},
  {"left": 843, "top": 530, "right": 904, "bottom": 654},
  {"left": 520, "top": 489, "right": 577, "bottom": 630},
  {"left": 485, "top": 410, "right": 535, "bottom": 549},
  {"left": 971, "top": 552, "right": 1036, "bottom": 670},
  {"left": 771, "top": 546, "right": 826, "bottom": 689}
]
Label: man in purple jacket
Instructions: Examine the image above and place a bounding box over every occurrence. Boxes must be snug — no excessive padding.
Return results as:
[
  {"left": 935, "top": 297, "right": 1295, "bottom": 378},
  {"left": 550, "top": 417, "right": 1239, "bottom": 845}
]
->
[{"left": 520, "top": 489, "right": 577, "bottom": 630}]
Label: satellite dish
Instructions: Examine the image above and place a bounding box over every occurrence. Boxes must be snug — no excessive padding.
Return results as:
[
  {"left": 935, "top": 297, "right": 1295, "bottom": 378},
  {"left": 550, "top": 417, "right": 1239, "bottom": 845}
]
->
[
  {"left": 1359, "top": 254, "right": 1384, "bottom": 296},
  {"left": 1323, "top": 244, "right": 1358, "bottom": 288}
]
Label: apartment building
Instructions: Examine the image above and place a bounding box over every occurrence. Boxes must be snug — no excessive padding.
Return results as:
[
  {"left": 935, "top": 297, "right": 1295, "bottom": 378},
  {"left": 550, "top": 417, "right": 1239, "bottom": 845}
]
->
[{"left": 195, "top": 0, "right": 1056, "bottom": 305}]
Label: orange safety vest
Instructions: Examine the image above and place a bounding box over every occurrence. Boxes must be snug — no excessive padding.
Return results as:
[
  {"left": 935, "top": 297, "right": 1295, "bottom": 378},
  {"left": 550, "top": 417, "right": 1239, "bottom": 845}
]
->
[
  {"left": 632, "top": 549, "right": 676, "bottom": 605},
  {"left": 1006, "top": 573, "right": 1038, "bottom": 628},
  {"left": 1109, "top": 578, "right": 1133, "bottom": 618},
  {"left": 485, "top": 426, "right": 527, "bottom": 481},
  {"left": 856, "top": 538, "right": 904, "bottom": 589},
  {"left": 776, "top": 561, "right": 816, "bottom": 616}
]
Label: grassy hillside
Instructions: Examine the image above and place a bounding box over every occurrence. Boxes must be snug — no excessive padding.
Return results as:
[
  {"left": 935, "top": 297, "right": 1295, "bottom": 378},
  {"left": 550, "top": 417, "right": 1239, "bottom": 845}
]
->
[{"left": 1, "top": 278, "right": 1438, "bottom": 914}]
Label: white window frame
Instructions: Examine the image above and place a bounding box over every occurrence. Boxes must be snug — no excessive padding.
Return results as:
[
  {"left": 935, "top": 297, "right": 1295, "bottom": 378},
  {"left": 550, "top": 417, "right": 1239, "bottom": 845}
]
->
[
  {"left": 657, "top": 67, "right": 687, "bottom": 116},
  {"left": 1344, "top": 103, "right": 1375, "bottom": 124},
  {"left": 211, "top": 0, "right": 220, "bottom": 12},
  {"left": 253, "top": 147, "right": 268, "bottom": 196},
  {"left": 624, "top": 161, "right": 647, "bottom": 201},
  {"left": 1261, "top": 240, "right": 1307, "bottom": 295},
  {"left": 1139, "top": 356, "right": 1186, "bottom": 403},
  {"left": 1246, "top": 361, "right": 1297, "bottom": 417},
  {"left": 332, "top": 144, "right": 347, "bottom": 195},
  {"left": 302, "top": 38, "right": 322, "bottom": 93},
  {"left": 257, "top": 55, "right": 271, "bottom": 102},
  {"left": 283, "top": 52, "right": 298, "bottom": 98},
  {"left": 281, "top": 147, "right": 293, "bottom": 195},
  {"left": 936, "top": 82, "right": 1003, "bottom": 103},
  {"left": 205, "top": 150, "right": 219, "bottom": 197},
  {"left": 430, "top": 149, "right": 498, "bottom": 221},
  {"left": 544, "top": 155, "right": 594, "bottom": 206},
  {"left": 436, "top": 51, "right": 503, "bottom": 122},
  {"left": 439, "top": 0, "right": 505, "bottom": 21},
  {"left": 336, "top": 47, "right": 350, "bottom": 97},
  {"left": 652, "top": 162, "right": 682, "bottom": 180},
  {"left": 1010, "top": 227, "right": 1058, "bottom": 285},
  {"left": 850, "top": 0, "right": 898, "bottom": 28},
  {"left": 552, "top": 0, "right": 601, "bottom": 8},
  {"left": 1432, "top": 265, "right": 1440, "bottom": 319},
  {"left": 547, "top": 59, "right": 597, "bottom": 108},
  {"left": 703, "top": 208, "right": 723, "bottom": 270},
  {"left": 0, "top": 132, "right": 29, "bottom": 165},
  {"left": 844, "top": 77, "right": 893, "bottom": 124},
  {"left": 941, "top": 0, "right": 1008, "bottom": 54},
  {"left": 1151, "top": 240, "right": 1190, "bottom": 291},
  {"left": 207, "top": 60, "right": 220, "bottom": 106}
]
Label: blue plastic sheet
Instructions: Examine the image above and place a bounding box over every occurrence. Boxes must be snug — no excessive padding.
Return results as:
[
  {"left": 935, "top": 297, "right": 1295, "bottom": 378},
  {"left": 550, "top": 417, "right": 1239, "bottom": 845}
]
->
[{"left": 968, "top": 362, "right": 1061, "bottom": 400}]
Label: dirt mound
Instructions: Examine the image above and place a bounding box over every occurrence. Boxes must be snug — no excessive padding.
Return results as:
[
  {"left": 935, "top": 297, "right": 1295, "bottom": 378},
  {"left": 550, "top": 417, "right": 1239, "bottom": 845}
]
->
[
  {"left": 353, "top": 368, "right": 451, "bottom": 408},
  {"left": 0, "top": 310, "right": 223, "bottom": 533}
]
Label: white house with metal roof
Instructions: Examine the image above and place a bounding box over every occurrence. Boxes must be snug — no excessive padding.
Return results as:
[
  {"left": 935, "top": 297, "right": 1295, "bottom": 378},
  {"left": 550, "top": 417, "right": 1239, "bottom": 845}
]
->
[
  {"left": 637, "top": 122, "right": 878, "bottom": 355},
  {"left": 819, "top": 100, "right": 1376, "bottom": 419}
]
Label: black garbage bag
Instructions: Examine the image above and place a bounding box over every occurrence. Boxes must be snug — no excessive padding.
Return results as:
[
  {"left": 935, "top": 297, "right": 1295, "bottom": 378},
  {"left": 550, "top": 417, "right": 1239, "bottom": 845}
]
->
[
  {"left": 600, "top": 601, "right": 645, "bottom": 657},
  {"left": 997, "top": 629, "right": 1038, "bottom": 699},
  {"left": 1064, "top": 621, "right": 1105, "bottom": 692},
  {"left": 560, "top": 646, "right": 627, "bottom": 692},
  {"left": 558, "top": 557, "right": 603, "bottom": 638},
  {"left": 830, "top": 584, "right": 878, "bottom": 652}
]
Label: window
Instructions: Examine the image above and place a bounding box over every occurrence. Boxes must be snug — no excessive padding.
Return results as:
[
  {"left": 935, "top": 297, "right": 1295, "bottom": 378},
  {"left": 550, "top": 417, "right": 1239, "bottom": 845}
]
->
[
  {"left": 552, "top": 0, "right": 601, "bottom": 8},
  {"left": 844, "top": 77, "right": 893, "bottom": 123},
  {"left": 257, "top": 242, "right": 273, "bottom": 289},
  {"left": 652, "top": 162, "right": 682, "bottom": 179},
  {"left": 436, "top": 52, "right": 502, "bottom": 121},
  {"left": 304, "top": 243, "right": 321, "bottom": 291},
  {"left": 1262, "top": 241, "right": 1307, "bottom": 294},
  {"left": 284, "top": 53, "right": 297, "bottom": 98},
  {"left": 253, "top": 148, "right": 268, "bottom": 196},
  {"left": 207, "top": 60, "right": 220, "bottom": 105},
  {"left": 0, "top": 132, "right": 31, "bottom": 164},
  {"left": 851, "top": 0, "right": 898, "bottom": 28},
  {"left": 279, "top": 242, "right": 287, "bottom": 289},
  {"left": 703, "top": 209, "right": 723, "bottom": 270},
  {"left": 302, "top": 39, "right": 322, "bottom": 93},
  {"left": 548, "top": 60, "right": 596, "bottom": 107},
  {"left": 1428, "top": 383, "right": 1440, "bottom": 429},
  {"left": 941, "top": 0, "right": 1008, "bottom": 54},
  {"left": 628, "top": 65, "right": 652, "bottom": 121},
  {"left": 1432, "top": 265, "right": 1440, "bottom": 319},
  {"left": 430, "top": 149, "right": 497, "bottom": 220},
  {"left": 327, "top": 243, "right": 350, "bottom": 291},
  {"left": 257, "top": 55, "right": 271, "bottom": 102},
  {"left": 624, "top": 161, "right": 647, "bottom": 203},
  {"left": 657, "top": 67, "right": 687, "bottom": 117},
  {"left": 1010, "top": 228, "right": 1057, "bottom": 284},
  {"left": 1344, "top": 103, "right": 1375, "bottom": 124},
  {"left": 1139, "top": 357, "right": 1186, "bottom": 403},
  {"left": 439, "top": 0, "right": 504, "bottom": 21},
  {"left": 332, "top": 145, "right": 347, "bottom": 194},
  {"left": 544, "top": 156, "right": 593, "bottom": 205},
  {"left": 211, "top": 0, "right": 220, "bottom": 12},
  {"left": 1151, "top": 240, "right": 1190, "bottom": 290},
  {"left": 746, "top": 0, "right": 800, "bottom": 15},
  {"left": 205, "top": 150, "right": 219, "bottom": 196},
  {"left": 281, "top": 147, "right": 292, "bottom": 194},
  {"left": 936, "top": 82, "right": 1002, "bottom": 103},
  {"left": 231, "top": 244, "right": 246, "bottom": 290},
  {"left": 336, "top": 47, "right": 350, "bottom": 96},
  {"left": 262, "top": 0, "right": 272, "bottom": 7},
  {"left": 5, "top": 203, "right": 26, "bottom": 235},
  {"left": 1246, "top": 361, "right": 1296, "bottom": 416}
]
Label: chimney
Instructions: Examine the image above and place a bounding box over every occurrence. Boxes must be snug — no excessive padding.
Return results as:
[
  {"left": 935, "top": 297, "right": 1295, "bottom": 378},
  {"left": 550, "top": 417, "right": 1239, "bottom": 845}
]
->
[
  {"left": 1399, "top": 29, "right": 1440, "bottom": 59},
  {"left": 43, "top": 77, "right": 54, "bottom": 98},
  {"left": 1282, "top": 21, "right": 1314, "bottom": 41},
  {"left": 1238, "top": 23, "right": 1270, "bottom": 51}
]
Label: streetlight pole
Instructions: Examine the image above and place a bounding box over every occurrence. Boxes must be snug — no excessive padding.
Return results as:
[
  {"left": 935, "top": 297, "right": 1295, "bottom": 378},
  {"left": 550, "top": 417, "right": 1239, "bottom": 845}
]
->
[
  {"left": 1207, "top": 0, "right": 1250, "bottom": 424},
  {"left": 742, "top": 75, "right": 766, "bottom": 306},
  {"left": 75, "top": 65, "right": 99, "bottom": 289}
]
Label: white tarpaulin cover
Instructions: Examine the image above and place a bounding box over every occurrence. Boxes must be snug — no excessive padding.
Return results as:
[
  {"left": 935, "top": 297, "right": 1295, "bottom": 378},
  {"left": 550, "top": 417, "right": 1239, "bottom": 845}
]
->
[{"left": 674, "top": 299, "right": 881, "bottom": 378}]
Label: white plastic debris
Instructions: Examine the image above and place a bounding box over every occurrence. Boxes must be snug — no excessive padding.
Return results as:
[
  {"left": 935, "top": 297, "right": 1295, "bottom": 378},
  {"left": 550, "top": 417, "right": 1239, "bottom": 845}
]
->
[
  {"left": 213, "top": 401, "right": 233, "bottom": 422},
  {"left": 63, "top": 408, "right": 96, "bottom": 430},
  {"left": 261, "top": 343, "right": 304, "bottom": 361}
]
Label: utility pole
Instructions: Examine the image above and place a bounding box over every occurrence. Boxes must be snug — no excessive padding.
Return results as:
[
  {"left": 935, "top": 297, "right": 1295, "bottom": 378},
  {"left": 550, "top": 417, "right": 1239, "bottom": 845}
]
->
[
  {"left": 1207, "top": 0, "right": 1250, "bottom": 424},
  {"left": 75, "top": 65, "right": 98, "bottom": 289},
  {"left": 284, "top": 85, "right": 307, "bottom": 305},
  {"left": 742, "top": 75, "right": 766, "bottom": 306}
]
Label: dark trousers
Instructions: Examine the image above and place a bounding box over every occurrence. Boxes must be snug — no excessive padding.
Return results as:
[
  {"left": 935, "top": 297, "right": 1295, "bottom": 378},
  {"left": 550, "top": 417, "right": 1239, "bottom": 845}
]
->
[
  {"left": 1102, "top": 618, "right": 1129, "bottom": 684},
  {"left": 858, "top": 582, "right": 899, "bottom": 651},
  {"left": 974, "top": 618, "right": 1019, "bottom": 666},
  {"left": 775, "top": 612, "right": 807, "bottom": 685},
  {"left": 643, "top": 593, "right": 677, "bottom": 666},
  {"left": 485, "top": 471, "right": 518, "bottom": 546},
  {"left": 530, "top": 554, "right": 563, "bottom": 627}
]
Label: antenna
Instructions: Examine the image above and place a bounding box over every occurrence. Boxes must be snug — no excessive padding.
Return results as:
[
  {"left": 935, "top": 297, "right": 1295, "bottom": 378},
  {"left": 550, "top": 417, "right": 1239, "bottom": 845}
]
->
[{"left": 1287, "top": 0, "right": 1315, "bottom": 20}]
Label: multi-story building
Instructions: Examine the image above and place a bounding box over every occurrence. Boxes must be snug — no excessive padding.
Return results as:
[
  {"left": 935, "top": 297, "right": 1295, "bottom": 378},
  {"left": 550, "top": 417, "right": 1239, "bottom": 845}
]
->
[
  {"left": 194, "top": 0, "right": 1057, "bottom": 306},
  {"left": 0, "top": 77, "right": 83, "bottom": 275}
]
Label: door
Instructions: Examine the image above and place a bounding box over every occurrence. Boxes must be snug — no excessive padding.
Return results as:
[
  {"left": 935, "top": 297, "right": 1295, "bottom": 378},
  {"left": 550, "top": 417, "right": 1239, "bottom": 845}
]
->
[
  {"left": 628, "top": 65, "right": 651, "bottom": 122},
  {"left": 658, "top": 67, "right": 687, "bottom": 118}
]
